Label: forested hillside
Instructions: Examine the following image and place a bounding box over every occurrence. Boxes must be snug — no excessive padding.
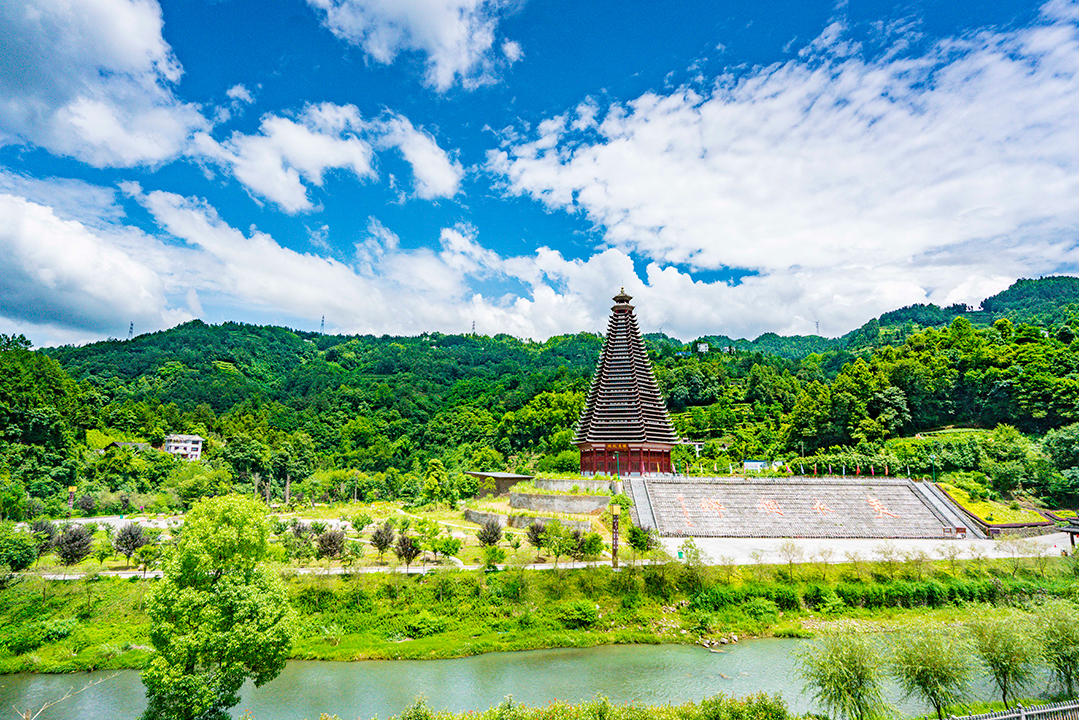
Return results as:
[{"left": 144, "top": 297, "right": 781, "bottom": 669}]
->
[{"left": 1, "top": 277, "right": 1078, "bottom": 520}]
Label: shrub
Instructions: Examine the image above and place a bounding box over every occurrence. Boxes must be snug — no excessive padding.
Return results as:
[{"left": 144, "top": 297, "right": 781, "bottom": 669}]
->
[
  {"left": 803, "top": 584, "right": 836, "bottom": 610},
  {"left": 316, "top": 529, "right": 346, "bottom": 560},
  {"left": 770, "top": 585, "right": 802, "bottom": 611},
  {"left": 835, "top": 583, "right": 866, "bottom": 608},
  {"left": 75, "top": 493, "right": 96, "bottom": 515},
  {"left": 694, "top": 584, "right": 739, "bottom": 610},
  {"left": 406, "top": 611, "right": 447, "bottom": 638},
  {"left": 4, "top": 618, "right": 79, "bottom": 655},
  {"left": 744, "top": 597, "right": 779, "bottom": 624},
  {"left": 477, "top": 518, "right": 503, "bottom": 547},
  {"left": 863, "top": 585, "right": 886, "bottom": 608},
  {"left": 0, "top": 523, "right": 37, "bottom": 572},
  {"left": 643, "top": 562, "right": 680, "bottom": 601},
  {"left": 556, "top": 599, "right": 598, "bottom": 629},
  {"left": 922, "top": 580, "right": 948, "bottom": 607}
]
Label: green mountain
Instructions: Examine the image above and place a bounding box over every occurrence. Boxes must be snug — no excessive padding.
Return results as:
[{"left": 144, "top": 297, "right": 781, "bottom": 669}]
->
[{"left": 0, "top": 275, "right": 1076, "bottom": 520}]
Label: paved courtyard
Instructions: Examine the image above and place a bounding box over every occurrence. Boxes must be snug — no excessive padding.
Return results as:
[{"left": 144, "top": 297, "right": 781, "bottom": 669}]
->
[{"left": 660, "top": 531, "right": 1075, "bottom": 565}]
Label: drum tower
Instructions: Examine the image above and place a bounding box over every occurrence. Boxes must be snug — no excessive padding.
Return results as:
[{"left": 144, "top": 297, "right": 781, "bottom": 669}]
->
[{"left": 573, "top": 289, "right": 680, "bottom": 476}]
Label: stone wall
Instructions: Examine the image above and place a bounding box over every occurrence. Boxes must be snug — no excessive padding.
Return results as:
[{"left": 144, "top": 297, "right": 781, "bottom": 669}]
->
[
  {"left": 510, "top": 492, "right": 610, "bottom": 514},
  {"left": 463, "top": 508, "right": 593, "bottom": 533}
]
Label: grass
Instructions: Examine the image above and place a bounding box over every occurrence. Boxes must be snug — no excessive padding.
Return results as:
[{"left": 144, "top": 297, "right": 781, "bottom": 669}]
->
[
  {"left": 940, "top": 483, "right": 1048, "bottom": 524},
  {"left": 5, "top": 554, "right": 1079, "bottom": 674}
]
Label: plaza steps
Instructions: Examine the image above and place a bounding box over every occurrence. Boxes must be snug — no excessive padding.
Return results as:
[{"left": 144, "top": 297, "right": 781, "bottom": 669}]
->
[{"left": 643, "top": 476, "right": 965, "bottom": 539}]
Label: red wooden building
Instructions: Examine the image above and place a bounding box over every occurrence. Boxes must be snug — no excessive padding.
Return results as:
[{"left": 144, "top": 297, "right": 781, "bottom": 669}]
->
[{"left": 573, "top": 290, "right": 680, "bottom": 476}]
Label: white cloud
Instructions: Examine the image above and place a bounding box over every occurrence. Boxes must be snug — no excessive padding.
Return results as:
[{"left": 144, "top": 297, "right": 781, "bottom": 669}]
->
[
  {"left": 193, "top": 105, "right": 376, "bottom": 213},
  {"left": 0, "top": 193, "right": 185, "bottom": 334},
  {"left": 226, "top": 84, "right": 254, "bottom": 104},
  {"left": 376, "top": 115, "right": 463, "bottom": 199},
  {"left": 0, "top": 0, "right": 207, "bottom": 166},
  {"left": 488, "top": 3, "right": 1079, "bottom": 334},
  {"left": 194, "top": 104, "right": 461, "bottom": 211},
  {"left": 306, "top": 0, "right": 517, "bottom": 90},
  {"left": 6, "top": 173, "right": 1064, "bottom": 348}
]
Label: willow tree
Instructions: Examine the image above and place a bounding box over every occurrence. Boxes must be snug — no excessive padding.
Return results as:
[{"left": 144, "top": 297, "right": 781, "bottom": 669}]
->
[
  {"left": 890, "top": 627, "right": 973, "bottom": 720},
  {"left": 141, "top": 495, "right": 294, "bottom": 720},
  {"left": 798, "top": 632, "right": 889, "bottom": 720}
]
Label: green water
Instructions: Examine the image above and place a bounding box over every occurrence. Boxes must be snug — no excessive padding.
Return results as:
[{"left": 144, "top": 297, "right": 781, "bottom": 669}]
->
[{"left": 0, "top": 640, "right": 1003, "bottom": 720}]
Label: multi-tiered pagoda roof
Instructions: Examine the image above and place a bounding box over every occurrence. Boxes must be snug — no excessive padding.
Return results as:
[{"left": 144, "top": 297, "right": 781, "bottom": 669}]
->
[{"left": 573, "top": 290, "right": 679, "bottom": 476}]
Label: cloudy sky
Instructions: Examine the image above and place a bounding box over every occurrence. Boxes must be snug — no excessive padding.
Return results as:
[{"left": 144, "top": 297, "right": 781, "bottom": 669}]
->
[{"left": 1, "top": 0, "right": 1078, "bottom": 347}]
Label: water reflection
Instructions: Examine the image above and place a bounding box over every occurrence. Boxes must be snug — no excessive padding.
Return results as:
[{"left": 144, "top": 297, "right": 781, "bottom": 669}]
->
[{"left": 0, "top": 640, "right": 1007, "bottom": 720}]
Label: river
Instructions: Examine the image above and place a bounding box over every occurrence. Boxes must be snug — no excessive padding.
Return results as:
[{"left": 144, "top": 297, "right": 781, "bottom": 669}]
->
[{"left": 0, "top": 640, "right": 1007, "bottom": 720}]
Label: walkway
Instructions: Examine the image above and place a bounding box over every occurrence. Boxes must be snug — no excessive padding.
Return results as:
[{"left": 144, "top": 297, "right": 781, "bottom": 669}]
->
[{"left": 660, "top": 531, "right": 1075, "bottom": 564}]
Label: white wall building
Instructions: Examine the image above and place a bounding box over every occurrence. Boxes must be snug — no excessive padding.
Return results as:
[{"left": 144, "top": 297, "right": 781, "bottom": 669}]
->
[{"left": 164, "top": 434, "right": 204, "bottom": 461}]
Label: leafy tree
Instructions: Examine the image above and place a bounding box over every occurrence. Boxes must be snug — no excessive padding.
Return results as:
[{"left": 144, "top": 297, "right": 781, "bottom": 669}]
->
[
  {"left": 477, "top": 518, "right": 503, "bottom": 547},
  {"left": 543, "top": 521, "right": 575, "bottom": 569},
  {"left": 482, "top": 545, "right": 506, "bottom": 569},
  {"left": 351, "top": 513, "right": 372, "bottom": 533},
  {"left": 0, "top": 522, "right": 37, "bottom": 571},
  {"left": 890, "top": 628, "right": 973, "bottom": 720},
  {"left": 421, "top": 458, "right": 452, "bottom": 503},
  {"left": 114, "top": 523, "right": 148, "bottom": 568},
  {"left": 93, "top": 538, "right": 112, "bottom": 564},
  {"left": 315, "top": 529, "right": 346, "bottom": 561},
  {"left": 394, "top": 533, "right": 420, "bottom": 572},
  {"left": 54, "top": 524, "right": 93, "bottom": 567},
  {"left": 627, "top": 525, "right": 655, "bottom": 564},
  {"left": 798, "top": 632, "right": 888, "bottom": 720},
  {"left": 433, "top": 536, "right": 462, "bottom": 560},
  {"left": 371, "top": 521, "right": 395, "bottom": 563},
  {"left": 141, "top": 495, "right": 293, "bottom": 720},
  {"left": 577, "top": 532, "right": 604, "bottom": 563},
  {"left": 1044, "top": 422, "right": 1079, "bottom": 475},
  {"left": 0, "top": 473, "right": 28, "bottom": 521},
  {"left": 969, "top": 615, "right": 1040, "bottom": 709}
]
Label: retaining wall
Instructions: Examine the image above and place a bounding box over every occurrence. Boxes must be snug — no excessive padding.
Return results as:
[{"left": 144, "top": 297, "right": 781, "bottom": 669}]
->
[
  {"left": 463, "top": 508, "right": 593, "bottom": 533},
  {"left": 510, "top": 492, "right": 610, "bottom": 514}
]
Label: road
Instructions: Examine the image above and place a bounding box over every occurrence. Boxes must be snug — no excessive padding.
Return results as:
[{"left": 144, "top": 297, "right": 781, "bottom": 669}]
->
[{"left": 659, "top": 531, "right": 1075, "bottom": 564}]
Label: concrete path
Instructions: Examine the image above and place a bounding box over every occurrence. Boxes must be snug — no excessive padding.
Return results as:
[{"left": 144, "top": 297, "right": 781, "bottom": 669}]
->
[{"left": 660, "top": 531, "right": 1075, "bottom": 564}]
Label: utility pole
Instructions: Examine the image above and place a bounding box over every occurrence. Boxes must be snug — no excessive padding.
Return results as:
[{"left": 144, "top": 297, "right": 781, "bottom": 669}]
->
[{"left": 611, "top": 504, "right": 621, "bottom": 568}]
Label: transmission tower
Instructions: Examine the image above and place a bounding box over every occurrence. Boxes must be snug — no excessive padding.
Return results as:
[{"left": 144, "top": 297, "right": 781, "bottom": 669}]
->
[
  {"left": 815, "top": 320, "right": 820, "bottom": 335},
  {"left": 320, "top": 315, "right": 325, "bottom": 335},
  {"left": 128, "top": 322, "right": 133, "bottom": 340}
]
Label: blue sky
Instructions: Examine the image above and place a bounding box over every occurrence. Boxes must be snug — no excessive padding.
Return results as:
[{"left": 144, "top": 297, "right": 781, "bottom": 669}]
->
[{"left": 1, "top": 0, "right": 1077, "bottom": 347}]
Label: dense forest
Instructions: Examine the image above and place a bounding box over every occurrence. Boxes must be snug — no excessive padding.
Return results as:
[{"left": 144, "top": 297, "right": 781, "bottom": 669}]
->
[{"left": 2, "top": 276, "right": 1079, "bottom": 520}]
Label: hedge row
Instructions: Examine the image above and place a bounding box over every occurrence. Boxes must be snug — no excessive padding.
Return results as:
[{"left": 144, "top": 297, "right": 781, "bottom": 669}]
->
[{"left": 692, "top": 577, "right": 1071, "bottom": 612}]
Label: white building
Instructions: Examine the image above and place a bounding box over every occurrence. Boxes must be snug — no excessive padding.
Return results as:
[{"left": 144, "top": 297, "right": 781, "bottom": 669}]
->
[{"left": 164, "top": 434, "right": 204, "bottom": 461}]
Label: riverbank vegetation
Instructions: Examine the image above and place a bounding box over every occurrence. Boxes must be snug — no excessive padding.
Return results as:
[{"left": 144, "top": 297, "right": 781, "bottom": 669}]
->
[
  {"left": 319, "top": 693, "right": 796, "bottom": 720},
  {"left": 4, "top": 546, "right": 1079, "bottom": 675}
]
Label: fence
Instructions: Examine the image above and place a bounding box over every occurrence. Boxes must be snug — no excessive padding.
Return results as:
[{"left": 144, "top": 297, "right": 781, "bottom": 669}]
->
[{"left": 952, "top": 700, "right": 1079, "bottom": 720}]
